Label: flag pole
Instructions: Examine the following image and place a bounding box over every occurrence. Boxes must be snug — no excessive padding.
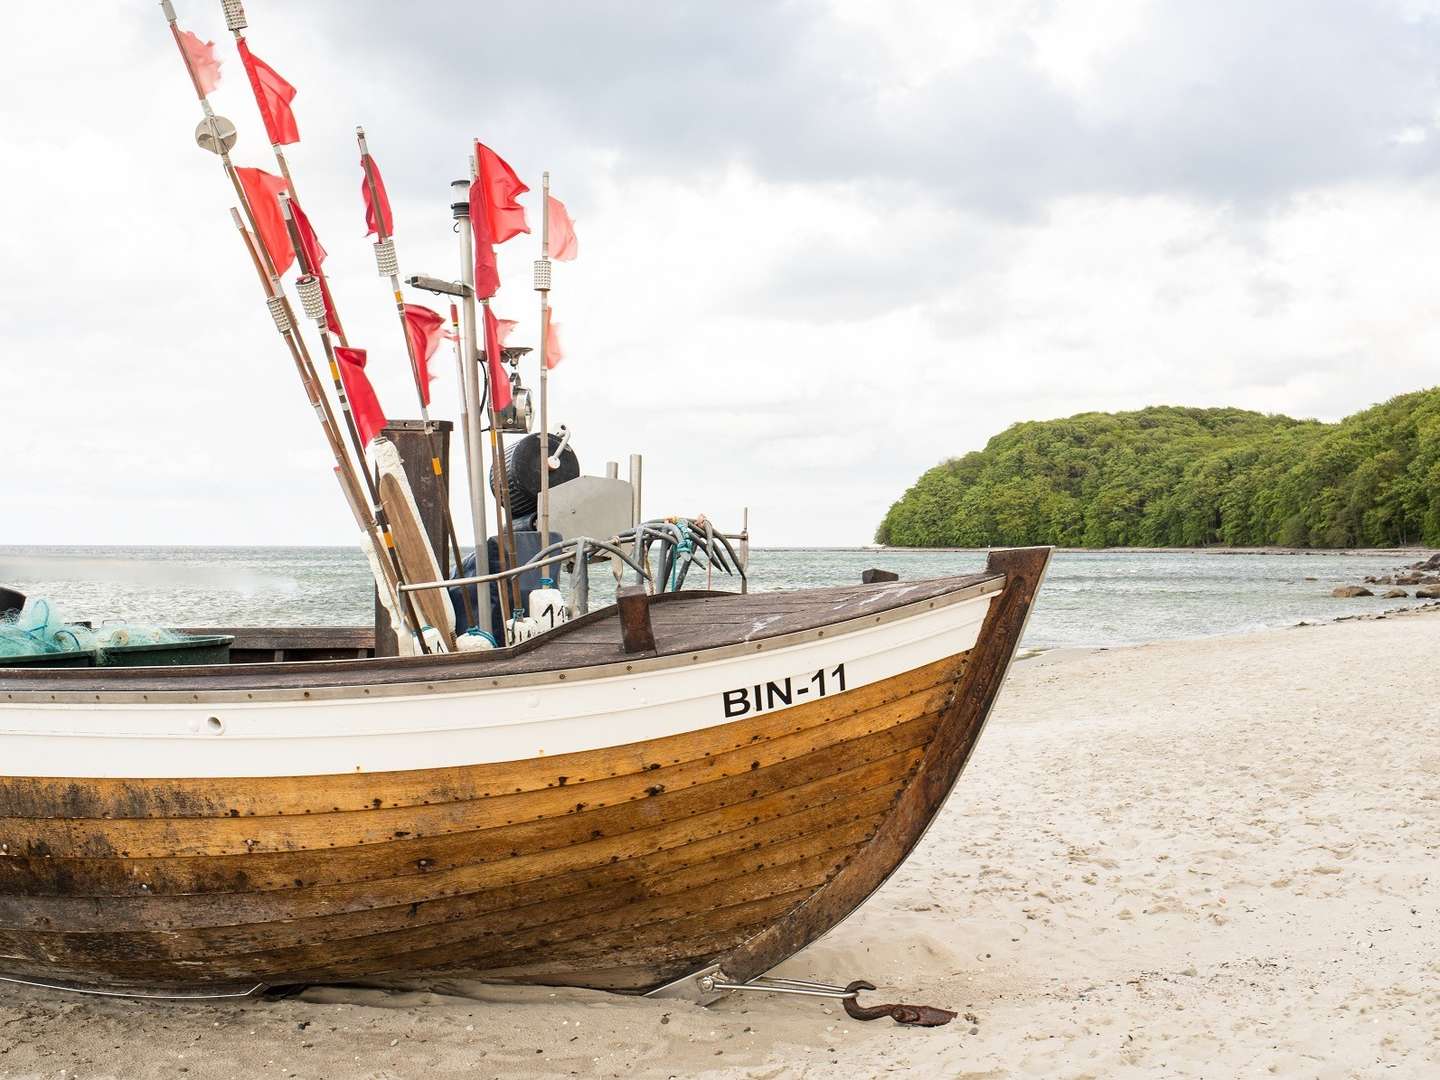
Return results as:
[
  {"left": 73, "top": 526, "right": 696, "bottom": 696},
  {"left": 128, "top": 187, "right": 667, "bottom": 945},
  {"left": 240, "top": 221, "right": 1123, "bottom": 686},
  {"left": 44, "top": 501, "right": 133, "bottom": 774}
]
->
[
  {"left": 230, "top": 210, "right": 393, "bottom": 595},
  {"left": 479, "top": 300, "right": 521, "bottom": 624},
  {"left": 536, "top": 171, "right": 553, "bottom": 574},
  {"left": 159, "top": 0, "right": 422, "bottom": 648},
  {"left": 275, "top": 192, "right": 433, "bottom": 650},
  {"left": 452, "top": 175, "right": 496, "bottom": 641},
  {"left": 355, "top": 129, "right": 472, "bottom": 599},
  {"left": 442, "top": 303, "right": 481, "bottom": 629},
  {"left": 218, "top": 0, "right": 352, "bottom": 346}
]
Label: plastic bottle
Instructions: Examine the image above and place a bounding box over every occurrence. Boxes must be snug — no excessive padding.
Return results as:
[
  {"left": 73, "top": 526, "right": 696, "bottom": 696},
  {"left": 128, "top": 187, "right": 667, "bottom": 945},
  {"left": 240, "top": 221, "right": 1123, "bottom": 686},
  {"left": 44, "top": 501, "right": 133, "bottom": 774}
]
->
[
  {"left": 529, "top": 577, "right": 568, "bottom": 631},
  {"left": 418, "top": 625, "right": 449, "bottom": 654},
  {"left": 455, "top": 629, "right": 497, "bottom": 652},
  {"left": 507, "top": 609, "right": 539, "bottom": 646}
]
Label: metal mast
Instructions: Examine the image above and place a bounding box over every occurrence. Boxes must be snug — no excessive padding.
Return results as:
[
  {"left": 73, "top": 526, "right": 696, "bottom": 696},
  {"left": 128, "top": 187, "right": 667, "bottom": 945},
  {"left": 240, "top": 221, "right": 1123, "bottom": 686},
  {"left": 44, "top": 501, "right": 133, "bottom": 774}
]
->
[
  {"left": 451, "top": 178, "right": 495, "bottom": 640},
  {"left": 536, "top": 172, "right": 554, "bottom": 556}
]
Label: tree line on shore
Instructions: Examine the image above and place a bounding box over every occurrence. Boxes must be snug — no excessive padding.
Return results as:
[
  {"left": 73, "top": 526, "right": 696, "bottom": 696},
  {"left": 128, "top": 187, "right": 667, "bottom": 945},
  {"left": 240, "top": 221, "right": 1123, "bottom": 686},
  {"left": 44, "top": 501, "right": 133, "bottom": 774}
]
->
[{"left": 876, "top": 389, "right": 1440, "bottom": 548}]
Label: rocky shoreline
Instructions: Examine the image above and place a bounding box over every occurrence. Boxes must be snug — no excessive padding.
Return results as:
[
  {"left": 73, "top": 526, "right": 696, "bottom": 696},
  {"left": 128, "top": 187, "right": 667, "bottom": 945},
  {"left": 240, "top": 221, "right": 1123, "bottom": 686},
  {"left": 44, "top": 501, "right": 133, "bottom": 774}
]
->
[{"left": 1332, "top": 551, "right": 1440, "bottom": 600}]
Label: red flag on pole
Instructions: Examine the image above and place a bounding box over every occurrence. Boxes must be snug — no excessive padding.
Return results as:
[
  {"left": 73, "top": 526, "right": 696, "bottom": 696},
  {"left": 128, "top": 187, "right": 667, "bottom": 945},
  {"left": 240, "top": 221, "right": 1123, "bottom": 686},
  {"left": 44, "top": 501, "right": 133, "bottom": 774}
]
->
[
  {"left": 179, "top": 30, "right": 223, "bottom": 95},
  {"left": 474, "top": 142, "right": 530, "bottom": 243},
  {"left": 360, "top": 153, "right": 393, "bottom": 237},
  {"left": 469, "top": 176, "right": 501, "bottom": 299},
  {"left": 237, "top": 39, "right": 300, "bottom": 146},
  {"left": 547, "top": 196, "right": 578, "bottom": 261},
  {"left": 289, "top": 199, "right": 343, "bottom": 336},
  {"left": 234, "top": 167, "right": 295, "bottom": 274},
  {"left": 483, "top": 305, "right": 512, "bottom": 412},
  {"left": 401, "top": 304, "right": 455, "bottom": 406},
  {"left": 334, "top": 347, "right": 388, "bottom": 445},
  {"left": 543, "top": 308, "right": 564, "bottom": 369},
  {"left": 289, "top": 199, "right": 328, "bottom": 270}
]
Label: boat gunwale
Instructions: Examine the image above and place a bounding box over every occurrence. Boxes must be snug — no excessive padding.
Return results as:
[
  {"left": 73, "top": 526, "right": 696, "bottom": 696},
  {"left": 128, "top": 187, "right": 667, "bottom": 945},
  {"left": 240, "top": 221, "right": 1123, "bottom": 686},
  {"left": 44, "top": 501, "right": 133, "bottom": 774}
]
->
[{"left": 0, "top": 574, "right": 1004, "bottom": 706}]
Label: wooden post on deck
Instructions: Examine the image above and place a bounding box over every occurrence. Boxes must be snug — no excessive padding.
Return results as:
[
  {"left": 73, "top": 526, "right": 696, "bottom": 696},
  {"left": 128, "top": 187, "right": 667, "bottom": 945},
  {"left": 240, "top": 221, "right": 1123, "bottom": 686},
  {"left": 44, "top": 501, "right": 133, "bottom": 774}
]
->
[
  {"left": 617, "top": 586, "right": 657, "bottom": 654},
  {"left": 374, "top": 420, "right": 454, "bottom": 657}
]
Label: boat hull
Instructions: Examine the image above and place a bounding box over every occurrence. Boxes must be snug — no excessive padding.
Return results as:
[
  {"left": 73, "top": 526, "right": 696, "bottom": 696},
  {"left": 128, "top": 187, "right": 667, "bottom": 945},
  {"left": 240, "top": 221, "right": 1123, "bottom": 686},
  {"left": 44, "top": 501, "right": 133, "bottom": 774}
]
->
[{"left": 0, "top": 547, "right": 1049, "bottom": 996}]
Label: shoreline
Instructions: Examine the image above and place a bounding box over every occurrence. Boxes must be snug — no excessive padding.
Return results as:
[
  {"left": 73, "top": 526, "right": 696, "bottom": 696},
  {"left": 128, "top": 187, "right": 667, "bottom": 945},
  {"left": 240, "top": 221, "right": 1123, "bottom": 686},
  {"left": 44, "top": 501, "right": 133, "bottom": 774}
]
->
[
  {"left": 1016, "top": 594, "right": 1440, "bottom": 659},
  {"left": 869, "top": 544, "right": 1436, "bottom": 557}
]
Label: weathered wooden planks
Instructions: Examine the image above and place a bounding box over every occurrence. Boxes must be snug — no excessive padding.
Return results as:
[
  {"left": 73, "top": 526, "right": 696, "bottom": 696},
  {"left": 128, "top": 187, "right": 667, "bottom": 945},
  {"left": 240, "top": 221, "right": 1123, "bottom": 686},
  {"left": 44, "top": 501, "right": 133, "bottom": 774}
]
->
[{"left": 0, "top": 681, "right": 946, "bottom": 988}]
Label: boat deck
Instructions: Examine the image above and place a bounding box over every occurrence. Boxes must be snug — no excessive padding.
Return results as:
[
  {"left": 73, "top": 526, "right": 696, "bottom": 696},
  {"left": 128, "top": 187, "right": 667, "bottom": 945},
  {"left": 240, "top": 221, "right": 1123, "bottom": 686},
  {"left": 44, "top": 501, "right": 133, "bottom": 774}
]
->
[{"left": 0, "top": 573, "right": 1003, "bottom": 694}]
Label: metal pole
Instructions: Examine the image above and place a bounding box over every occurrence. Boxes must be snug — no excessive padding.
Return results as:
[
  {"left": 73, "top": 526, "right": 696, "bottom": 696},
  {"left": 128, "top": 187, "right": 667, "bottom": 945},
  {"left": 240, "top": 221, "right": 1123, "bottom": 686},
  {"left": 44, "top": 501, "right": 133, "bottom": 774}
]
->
[
  {"left": 478, "top": 329, "right": 520, "bottom": 625},
  {"left": 536, "top": 172, "right": 552, "bottom": 559},
  {"left": 629, "top": 453, "right": 643, "bottom": 527},
  {"left": 452, "top": 178, "right": 494, "bottom": 640},
  {"left": 741, "top": 506, "right": 750, "bottom": 594}
]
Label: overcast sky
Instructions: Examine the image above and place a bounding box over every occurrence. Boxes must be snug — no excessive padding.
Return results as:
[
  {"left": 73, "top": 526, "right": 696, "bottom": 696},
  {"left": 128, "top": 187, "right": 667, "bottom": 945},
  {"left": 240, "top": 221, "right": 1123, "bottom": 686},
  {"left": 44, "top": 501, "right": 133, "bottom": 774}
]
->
[{"left": 6, "top": 0, "right": 1440, "bottom": 547}]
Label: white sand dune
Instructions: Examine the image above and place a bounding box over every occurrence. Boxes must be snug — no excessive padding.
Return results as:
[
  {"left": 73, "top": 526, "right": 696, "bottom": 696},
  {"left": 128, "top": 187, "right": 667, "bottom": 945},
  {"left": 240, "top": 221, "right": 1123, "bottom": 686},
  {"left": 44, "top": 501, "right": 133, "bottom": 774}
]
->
[{"left": 4, "top": 612, "right": 1439, "bottom": 1078}]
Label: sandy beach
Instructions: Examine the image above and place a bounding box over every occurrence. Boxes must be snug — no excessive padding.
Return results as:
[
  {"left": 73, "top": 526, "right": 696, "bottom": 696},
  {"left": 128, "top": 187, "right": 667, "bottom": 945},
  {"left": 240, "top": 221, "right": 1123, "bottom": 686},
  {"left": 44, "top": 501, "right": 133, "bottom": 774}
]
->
[{"left": 3, "top": 611, "right": 1438, "bottom": 1079}]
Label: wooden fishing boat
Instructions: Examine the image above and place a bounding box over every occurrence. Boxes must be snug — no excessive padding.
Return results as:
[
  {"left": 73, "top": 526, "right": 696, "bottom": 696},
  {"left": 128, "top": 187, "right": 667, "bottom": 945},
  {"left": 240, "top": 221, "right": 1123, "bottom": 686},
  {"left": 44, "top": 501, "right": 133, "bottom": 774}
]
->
[{"left": 0, "top": 546, "right": 1048, "bottom": 999}]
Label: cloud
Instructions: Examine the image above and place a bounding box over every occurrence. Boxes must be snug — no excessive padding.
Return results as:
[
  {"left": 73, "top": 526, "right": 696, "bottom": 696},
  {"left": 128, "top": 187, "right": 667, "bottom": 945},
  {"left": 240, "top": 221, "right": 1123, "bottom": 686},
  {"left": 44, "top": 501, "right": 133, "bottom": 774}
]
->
[{"left": 5, "top": 1, "right": 1440, "bottom": 548}]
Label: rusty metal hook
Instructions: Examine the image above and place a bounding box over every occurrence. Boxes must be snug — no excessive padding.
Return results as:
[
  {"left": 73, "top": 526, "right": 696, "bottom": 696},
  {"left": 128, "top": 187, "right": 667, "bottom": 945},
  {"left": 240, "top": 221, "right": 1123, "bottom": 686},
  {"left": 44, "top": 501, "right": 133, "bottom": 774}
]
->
[{"left": 841, "top": 980, "right": 957, "bottom": 1027}]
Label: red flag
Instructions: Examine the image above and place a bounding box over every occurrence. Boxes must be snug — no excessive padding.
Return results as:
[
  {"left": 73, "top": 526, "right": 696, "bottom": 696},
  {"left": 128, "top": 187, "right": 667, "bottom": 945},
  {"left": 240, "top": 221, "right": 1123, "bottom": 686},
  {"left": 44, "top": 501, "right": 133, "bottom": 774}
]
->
[
  {"left": 360, "top": 153, "right": 393, "bottom": 237},
  {"left": 234, "top": 167, "right": 295, "bottom": 274},
  {"left": 496, "top": 319, "right": 518, "bottom": 347},
  {"left": 401, "top": 304, "right": 454, "bottom": 406},
  {"left": 543, "top": 308, "right": 564, "bottom": 369},
  {"left": 474, "top": 142, "right": 530, "bottom": 243},
  {"left": 289, "top": 200, "right": 343, "bottom": 336},
  {"left": 179, "top": 30, "right": 222, "bottom": 95},
  {"left": 483, "top": 305, "right": 512, "bottom": 413},
  {"left": 334, "top": 347, "right": 387, "bottom": 445},
  {"left": 547, "top": 195, "right": 578, "bottom": 261},
  {"left": 289, "top": 199, "right": 328, "bottom": 270},
  {"left": 237, "top": 39, "right": 300, "bottom": 146},
  {"left": 469, "top": 175, "right": 501, "bottom": 299}
]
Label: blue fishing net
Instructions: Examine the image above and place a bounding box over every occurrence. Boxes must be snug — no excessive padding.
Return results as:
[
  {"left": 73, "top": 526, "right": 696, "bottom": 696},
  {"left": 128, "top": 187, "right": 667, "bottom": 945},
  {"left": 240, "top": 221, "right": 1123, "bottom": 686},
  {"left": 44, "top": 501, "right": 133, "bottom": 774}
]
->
[{"left": 0, "top": 599, "right": 185, "bottom": 659}]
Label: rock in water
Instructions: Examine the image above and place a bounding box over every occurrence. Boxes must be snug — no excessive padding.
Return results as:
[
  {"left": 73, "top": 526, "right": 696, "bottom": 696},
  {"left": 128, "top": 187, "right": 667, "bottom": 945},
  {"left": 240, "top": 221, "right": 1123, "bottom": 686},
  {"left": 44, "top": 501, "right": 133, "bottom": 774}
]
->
[
  {"left": 1417, "top": 587, "right": 1440, "bottom": 599},
  {"left": 861, "top": 568, "right": 900, "bottom": 584},
  {"left": 1332, "top": 586, "right": 1374, "bottom": 598},
  {"left": 1383, "top": 589, "right": 1409, "bottom": 599}
]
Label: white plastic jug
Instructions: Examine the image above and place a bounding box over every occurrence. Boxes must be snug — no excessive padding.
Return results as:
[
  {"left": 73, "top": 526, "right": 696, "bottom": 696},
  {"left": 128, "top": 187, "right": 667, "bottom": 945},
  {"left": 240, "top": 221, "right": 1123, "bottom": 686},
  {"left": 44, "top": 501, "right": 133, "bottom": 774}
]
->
[
  {"left": 455, "top": 629, "right": 496, "bottom": 652},
  {"left": 418, "top": 625, "right": 449, "bottom": 654},
  {"left": 529, "top": 577, "right": 568, "bottom": 631},
  {"left": 507, "top": 611, "right": 540, "bottom": 646}
]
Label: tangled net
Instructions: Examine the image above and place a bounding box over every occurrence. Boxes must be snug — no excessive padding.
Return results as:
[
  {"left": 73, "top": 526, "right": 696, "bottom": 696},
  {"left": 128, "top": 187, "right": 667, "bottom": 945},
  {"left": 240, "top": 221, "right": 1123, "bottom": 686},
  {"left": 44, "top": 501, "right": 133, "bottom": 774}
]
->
[{"left": 0, "top": 599, "right": 186, "bottom": 661}]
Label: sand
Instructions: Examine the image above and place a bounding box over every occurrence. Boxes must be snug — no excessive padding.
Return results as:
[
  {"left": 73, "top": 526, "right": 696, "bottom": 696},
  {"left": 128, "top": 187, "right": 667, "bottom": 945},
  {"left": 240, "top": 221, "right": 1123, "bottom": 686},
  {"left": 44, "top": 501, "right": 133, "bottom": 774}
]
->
[{"left": 4, "top": 612, "right": 1439, "bottom": 1079}]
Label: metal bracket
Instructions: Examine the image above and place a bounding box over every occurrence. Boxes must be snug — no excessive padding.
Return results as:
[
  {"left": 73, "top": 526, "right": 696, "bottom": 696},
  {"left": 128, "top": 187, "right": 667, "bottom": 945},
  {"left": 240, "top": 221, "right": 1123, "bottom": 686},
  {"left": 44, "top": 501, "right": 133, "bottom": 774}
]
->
[{"left": 405, "top": 273, "right": 472, "bottom": 299}]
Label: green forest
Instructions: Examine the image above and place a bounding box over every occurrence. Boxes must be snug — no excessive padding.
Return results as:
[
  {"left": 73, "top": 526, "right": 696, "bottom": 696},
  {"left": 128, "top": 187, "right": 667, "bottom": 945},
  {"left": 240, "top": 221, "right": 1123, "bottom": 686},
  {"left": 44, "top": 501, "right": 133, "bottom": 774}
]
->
[{"left": 876, "top": 389, "right": 1440, "bottom": 549}]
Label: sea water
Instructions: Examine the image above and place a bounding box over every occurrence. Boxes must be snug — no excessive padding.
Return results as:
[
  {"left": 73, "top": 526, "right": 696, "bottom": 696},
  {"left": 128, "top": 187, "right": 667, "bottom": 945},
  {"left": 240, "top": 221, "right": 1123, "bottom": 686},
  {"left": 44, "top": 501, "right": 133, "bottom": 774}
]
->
[{"left": 0, "top": 546, "right": 1426, "bottom": 650}]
